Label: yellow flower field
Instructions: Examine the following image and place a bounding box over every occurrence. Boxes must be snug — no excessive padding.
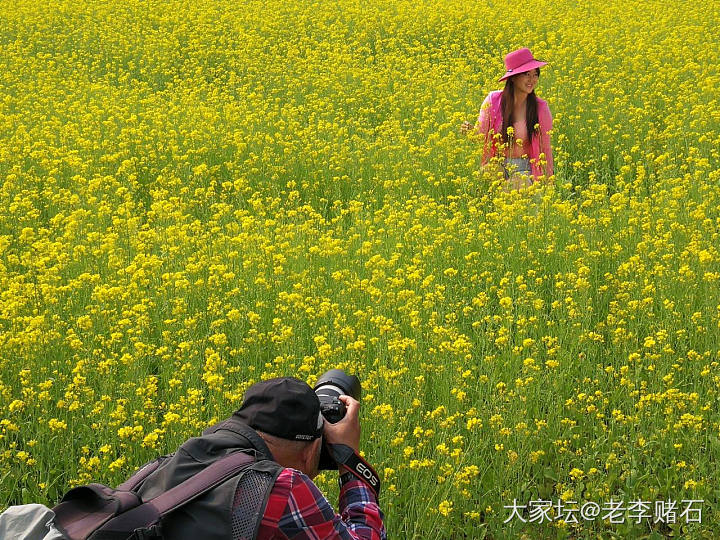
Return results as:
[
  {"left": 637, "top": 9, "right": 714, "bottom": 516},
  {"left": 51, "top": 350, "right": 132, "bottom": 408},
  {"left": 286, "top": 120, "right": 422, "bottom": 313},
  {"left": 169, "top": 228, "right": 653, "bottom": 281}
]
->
[{"left": 1, "top": 0, "right": 720, "bottom": 537}]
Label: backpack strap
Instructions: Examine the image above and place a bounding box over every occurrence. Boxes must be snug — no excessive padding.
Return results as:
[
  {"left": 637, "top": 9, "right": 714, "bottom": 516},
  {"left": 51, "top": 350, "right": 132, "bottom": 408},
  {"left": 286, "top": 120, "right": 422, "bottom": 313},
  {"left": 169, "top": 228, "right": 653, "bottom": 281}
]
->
[
  {"left": 151, "top": 450, "right": 255, "bottom": 515},
  {"left": 116, "top": 455, "right": 170, "bottom": 492},
  {"left": 89, "top": 451, "right": 256, "bottom": 539},
  {"left": 203, "top": 417, "right": 275, "bottom": 462}
]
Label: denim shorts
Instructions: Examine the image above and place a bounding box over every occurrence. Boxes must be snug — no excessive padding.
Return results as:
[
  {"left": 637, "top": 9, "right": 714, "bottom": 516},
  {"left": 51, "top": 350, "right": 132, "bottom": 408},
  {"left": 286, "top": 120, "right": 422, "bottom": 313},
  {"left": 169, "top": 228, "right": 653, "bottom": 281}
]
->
[{"left": 503, "top": 157, "right": 531, "bottom": 179}]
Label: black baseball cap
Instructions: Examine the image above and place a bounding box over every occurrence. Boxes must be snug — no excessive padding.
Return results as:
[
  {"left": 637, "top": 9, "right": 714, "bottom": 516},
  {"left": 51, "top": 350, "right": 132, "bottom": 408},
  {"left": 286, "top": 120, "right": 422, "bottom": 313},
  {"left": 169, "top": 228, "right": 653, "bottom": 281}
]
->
[{"left": 234, "top": 377, "right": 324, "bottom": 441}]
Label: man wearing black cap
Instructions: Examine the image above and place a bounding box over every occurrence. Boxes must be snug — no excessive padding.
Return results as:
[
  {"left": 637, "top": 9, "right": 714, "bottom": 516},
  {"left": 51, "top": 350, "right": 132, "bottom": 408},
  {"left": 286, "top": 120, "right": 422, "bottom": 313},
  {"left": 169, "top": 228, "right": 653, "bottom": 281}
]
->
[{"left": 133, "top": 377, "right": 386, "bottom": 540}]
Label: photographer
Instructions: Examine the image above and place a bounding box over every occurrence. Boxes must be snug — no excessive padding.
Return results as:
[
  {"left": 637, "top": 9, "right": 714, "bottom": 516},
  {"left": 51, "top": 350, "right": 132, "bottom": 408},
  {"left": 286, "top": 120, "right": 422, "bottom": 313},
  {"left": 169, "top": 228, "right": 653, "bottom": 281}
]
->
[{"left": 130, "top": 376, "right": 386, "bottom": 540}]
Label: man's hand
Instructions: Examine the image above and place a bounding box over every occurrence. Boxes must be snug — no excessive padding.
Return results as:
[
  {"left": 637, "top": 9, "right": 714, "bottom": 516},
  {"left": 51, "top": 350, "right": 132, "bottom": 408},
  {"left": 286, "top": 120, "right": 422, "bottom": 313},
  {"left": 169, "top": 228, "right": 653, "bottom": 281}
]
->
[{"left": 323, "top": 395, "right": 360, "bottom": 453}]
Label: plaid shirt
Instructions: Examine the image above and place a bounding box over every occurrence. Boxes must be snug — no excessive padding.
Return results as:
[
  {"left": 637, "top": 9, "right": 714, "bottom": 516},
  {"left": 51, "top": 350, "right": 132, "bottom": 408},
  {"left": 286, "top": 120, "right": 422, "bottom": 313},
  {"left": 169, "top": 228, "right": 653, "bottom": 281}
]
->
[{"left": 248, "top": 468, "right": 386, "bottom": 540}]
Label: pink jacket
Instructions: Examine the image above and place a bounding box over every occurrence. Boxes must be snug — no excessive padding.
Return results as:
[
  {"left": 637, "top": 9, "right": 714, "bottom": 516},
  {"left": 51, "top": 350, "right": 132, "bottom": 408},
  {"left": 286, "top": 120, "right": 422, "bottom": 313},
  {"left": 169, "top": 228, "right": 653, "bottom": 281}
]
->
[{"left": 477, "top": 90, "right": 554, "bottom": 178}]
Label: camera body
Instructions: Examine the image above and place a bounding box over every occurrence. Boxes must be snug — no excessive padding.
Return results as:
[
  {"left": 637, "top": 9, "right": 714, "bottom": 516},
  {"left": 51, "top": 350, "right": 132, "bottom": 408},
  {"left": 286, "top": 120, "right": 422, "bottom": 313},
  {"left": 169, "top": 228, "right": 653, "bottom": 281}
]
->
[
  {"left": 314, "top": 369, "right": 361, "bottom": 469},
  {"left": 317, "top": 395, "right": 346, "bottom": 424}
]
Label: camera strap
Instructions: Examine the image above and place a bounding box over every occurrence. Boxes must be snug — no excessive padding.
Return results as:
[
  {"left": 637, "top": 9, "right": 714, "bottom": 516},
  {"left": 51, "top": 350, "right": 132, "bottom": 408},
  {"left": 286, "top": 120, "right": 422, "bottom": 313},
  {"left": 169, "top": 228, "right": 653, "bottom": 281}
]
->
[{"left": 326, "top": 443, "right": 381, "bottom": 498}]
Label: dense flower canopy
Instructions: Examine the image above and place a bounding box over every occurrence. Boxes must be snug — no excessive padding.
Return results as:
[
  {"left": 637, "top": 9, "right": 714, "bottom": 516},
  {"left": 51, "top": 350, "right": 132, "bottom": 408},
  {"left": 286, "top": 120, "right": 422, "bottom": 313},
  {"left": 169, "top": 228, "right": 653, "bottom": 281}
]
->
[{"left": 1, "top": 0, "right": 719, "bottom": 536}]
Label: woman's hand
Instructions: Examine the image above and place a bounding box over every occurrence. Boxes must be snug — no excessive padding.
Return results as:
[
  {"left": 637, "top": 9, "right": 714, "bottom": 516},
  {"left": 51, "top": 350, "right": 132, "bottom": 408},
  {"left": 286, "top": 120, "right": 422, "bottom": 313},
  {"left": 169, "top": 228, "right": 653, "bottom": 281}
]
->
[{"left": 459, "top": 120, "right": 473, "bottom": 135}]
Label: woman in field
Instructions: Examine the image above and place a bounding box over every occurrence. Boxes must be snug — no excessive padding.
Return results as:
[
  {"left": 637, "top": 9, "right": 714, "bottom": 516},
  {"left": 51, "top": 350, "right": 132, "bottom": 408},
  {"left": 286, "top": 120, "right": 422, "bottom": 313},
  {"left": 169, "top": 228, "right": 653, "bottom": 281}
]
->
[{"left": 463, "top": 47, "right": 554, "bottom": 189}]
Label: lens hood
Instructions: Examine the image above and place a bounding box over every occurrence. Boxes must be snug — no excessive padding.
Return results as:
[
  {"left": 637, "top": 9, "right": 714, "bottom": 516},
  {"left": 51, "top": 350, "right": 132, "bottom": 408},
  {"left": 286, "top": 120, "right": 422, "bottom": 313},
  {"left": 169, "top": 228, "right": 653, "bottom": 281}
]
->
[{"left": 314, "top": 369, "right": 361, "bottom": 400}]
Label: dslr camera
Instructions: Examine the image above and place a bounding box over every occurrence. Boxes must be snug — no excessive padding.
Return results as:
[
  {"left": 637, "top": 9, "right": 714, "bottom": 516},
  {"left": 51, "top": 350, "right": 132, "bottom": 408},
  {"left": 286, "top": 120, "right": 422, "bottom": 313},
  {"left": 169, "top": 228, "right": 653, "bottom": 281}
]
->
[
  {"left": 314, "top": 369, "right": 362, "bottom": 423},
  {"left": 314, "top": 369, "right": 361, "bottom": 469}
]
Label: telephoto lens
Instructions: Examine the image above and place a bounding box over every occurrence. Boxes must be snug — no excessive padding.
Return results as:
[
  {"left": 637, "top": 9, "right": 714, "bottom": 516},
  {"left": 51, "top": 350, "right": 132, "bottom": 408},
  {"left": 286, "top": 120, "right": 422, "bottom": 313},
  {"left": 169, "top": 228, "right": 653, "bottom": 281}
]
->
[
  {"left": 314, "top": 369, "right": 361, "bottom": 423},
  {"left": 315, "top": 369, "right": 362, "bottom": 470}
]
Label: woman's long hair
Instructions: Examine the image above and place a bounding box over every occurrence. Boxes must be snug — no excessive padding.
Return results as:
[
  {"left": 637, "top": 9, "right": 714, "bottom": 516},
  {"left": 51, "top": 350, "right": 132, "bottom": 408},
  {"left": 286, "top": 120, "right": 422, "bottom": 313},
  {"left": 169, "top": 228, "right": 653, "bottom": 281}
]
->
[{"left": 500, "top": 69, "right": 539, "bottom": 144}]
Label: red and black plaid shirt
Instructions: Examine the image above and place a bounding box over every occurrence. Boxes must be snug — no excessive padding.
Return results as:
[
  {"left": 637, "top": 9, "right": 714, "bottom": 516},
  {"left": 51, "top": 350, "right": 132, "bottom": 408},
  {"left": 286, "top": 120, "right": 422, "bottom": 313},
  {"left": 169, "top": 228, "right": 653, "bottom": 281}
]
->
[{"left": 237, "top": 468, "right": 386, "bottom": 540}]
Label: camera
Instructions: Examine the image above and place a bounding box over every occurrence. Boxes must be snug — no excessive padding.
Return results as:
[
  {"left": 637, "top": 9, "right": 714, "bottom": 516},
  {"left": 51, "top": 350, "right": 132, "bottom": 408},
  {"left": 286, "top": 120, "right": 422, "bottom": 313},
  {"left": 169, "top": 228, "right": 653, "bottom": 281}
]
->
[
  {"left": 314, "top": 369, "right": 361, "bottom": 469},
  {"left": 314, "top": 369, "right": 362, "bottom": 423}
]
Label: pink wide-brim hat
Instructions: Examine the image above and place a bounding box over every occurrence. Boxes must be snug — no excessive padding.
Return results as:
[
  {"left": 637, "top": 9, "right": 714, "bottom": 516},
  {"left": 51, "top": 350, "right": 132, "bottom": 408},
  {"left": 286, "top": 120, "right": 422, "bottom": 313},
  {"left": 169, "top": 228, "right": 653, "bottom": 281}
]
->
[{"left": 499, "top": 48, "right": 547, "bottom": 81}]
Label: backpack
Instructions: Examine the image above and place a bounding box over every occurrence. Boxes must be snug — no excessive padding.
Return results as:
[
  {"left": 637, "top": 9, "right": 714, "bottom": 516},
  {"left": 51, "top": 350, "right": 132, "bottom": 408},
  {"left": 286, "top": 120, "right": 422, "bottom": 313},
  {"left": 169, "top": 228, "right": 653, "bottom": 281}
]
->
[{"left": 52, "top": 450, "right": 256, "bottom": 540}]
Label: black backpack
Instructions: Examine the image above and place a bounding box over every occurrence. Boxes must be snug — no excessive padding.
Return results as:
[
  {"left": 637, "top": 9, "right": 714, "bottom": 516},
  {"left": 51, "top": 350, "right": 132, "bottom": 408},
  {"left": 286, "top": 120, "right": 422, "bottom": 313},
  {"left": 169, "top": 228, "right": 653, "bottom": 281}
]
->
[{"left": 52, "top": 450, "right": 256, "bottom": 540}]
